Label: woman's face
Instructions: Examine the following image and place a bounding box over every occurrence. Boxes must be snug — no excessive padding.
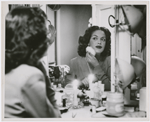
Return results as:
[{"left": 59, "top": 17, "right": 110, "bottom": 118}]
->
[{"left": 89, "top": 30, "right": 106, "bottom": 55}]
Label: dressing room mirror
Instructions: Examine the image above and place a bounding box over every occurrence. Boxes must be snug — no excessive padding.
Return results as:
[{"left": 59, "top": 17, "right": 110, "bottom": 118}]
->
[
  {"left": 46, "top": 4, "right": 147, "bottom": 79},
  {"left": 46, "top": 4, "right": 147, "bottom": 97}
]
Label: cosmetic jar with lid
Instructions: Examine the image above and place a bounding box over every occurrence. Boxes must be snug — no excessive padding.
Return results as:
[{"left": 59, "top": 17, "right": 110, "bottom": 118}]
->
[{"left": 106, "top": 92, "right": 124, "bottom": 116}]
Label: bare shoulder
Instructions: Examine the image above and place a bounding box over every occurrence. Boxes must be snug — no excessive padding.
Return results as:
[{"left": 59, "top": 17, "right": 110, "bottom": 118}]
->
[
  {"left": 17, "top": 64, "right": 45, "bottom": 83},
  {"left": 18, "top": 64, "right": 43, "bottom": 76},
  {"left": 19, "top": 64, "right": 45, "bottom": 87}
]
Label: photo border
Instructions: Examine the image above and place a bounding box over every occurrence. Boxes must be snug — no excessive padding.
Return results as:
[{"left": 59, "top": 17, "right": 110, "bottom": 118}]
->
[{"left": 1, "top": 0, "right": 149, "bottom": 122}]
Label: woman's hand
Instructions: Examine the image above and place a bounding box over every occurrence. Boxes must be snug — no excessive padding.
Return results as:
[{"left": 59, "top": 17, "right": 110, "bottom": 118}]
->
[
  {"left": 86, "top": 52, "right": 99, "bottom": 68},
  {"left": 81, "top": 77, "right": 89, "bottom": 87}
]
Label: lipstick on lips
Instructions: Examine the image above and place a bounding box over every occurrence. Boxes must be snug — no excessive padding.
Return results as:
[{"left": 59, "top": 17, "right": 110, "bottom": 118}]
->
[{"left": 96, "top": 45, "right": 102, "bottom": 49}]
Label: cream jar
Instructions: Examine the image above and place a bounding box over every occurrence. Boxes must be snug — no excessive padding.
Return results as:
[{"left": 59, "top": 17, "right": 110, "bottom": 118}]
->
[{"left": 106, "top": 92, "right": 124, "bottom": 116}]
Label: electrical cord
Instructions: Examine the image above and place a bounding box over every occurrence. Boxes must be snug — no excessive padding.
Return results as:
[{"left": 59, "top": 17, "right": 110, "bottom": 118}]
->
[
  {"left": 108, "top": 14, "right": 133, "bottom": 35},
  {"left": 108, "top": 15, "right": 116, "bottom": 28}
]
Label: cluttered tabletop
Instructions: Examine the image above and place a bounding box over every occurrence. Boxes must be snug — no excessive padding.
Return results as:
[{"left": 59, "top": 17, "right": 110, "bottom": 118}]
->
[{"left": 54, "top": 82, "right": 146, "bottom": 118}]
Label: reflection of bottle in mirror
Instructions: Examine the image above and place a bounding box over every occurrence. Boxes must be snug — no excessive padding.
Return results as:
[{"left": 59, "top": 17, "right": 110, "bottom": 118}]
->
[
  {"left": 60, "top": 68, "right": 65, "bottom": 88},
  {"left": 53, "top": 66, "right": 60, "bottom": 79},
  {"left": 57, "top": 83, "right": 64, "bottom": 92}
]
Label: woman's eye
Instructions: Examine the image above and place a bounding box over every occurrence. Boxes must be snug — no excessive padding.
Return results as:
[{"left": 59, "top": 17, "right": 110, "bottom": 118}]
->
[
  {"left": 101, "top": 38, "right": 106, "bottom": 42},
  {"left": 93, "top": 37, "right": 97, "bottom": 40}
]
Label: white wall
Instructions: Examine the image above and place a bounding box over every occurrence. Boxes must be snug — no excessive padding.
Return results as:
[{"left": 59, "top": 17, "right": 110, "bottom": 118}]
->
[{"left": 57, "top": 5, "right": 92, "bottom": 67}]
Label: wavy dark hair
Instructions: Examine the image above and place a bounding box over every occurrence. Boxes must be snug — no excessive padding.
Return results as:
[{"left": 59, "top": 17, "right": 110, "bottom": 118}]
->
[
  {"left": 78, "top": 26, "right": 111, "bottom": 59},
  {"left": 5, "top": 6, "right": 50, "bottom": 73}
]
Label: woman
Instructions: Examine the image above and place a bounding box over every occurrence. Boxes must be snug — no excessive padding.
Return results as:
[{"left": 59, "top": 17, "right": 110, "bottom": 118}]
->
[
  {"left": 5, "top": 6, "right": 61, "bottom": 118},
  {"left": 70, "top": 26, "right": 111, "bottom": 91}
]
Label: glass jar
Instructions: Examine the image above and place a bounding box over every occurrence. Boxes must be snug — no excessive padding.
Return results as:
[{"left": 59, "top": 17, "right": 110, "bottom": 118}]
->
[
  {"left": 64, "top": 84, "right": 74, "bottom": 107},
  {"left": 106, "top": 92, "right": 124, "bottom": 116}
]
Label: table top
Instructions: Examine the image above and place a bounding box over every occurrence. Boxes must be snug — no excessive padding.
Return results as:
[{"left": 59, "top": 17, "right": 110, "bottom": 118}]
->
[
  {"left": 61, "top": 106, "right": 146, "bottom": 118},
  {"left": 61, "top": 106, "right": 92, "bottom": 118}
]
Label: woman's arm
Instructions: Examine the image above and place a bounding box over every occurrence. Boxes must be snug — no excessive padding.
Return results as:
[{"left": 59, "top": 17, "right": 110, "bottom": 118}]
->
[
  {"left": 93, "top": 64, "right": 111, "bottom": 91},
  {"left": 86, "top": 53, "right": 111, "bottom": 91},
  {"left": 37, "top": 60, "right": 60, "bottom": 108},
  {"left": 22, "top": 73, "right": 61, "bottom": 118}
]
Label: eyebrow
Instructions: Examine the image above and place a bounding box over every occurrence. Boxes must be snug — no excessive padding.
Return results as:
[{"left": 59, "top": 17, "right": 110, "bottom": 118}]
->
[
  {"left": 92, "top": 35, "right": 106, "bottom": 38},
  {"left": 92, "top": 35, "right": 98, "bottom": 37},
  {"left": 101, "top": 37, "right": 106, "bottom": 39}
]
